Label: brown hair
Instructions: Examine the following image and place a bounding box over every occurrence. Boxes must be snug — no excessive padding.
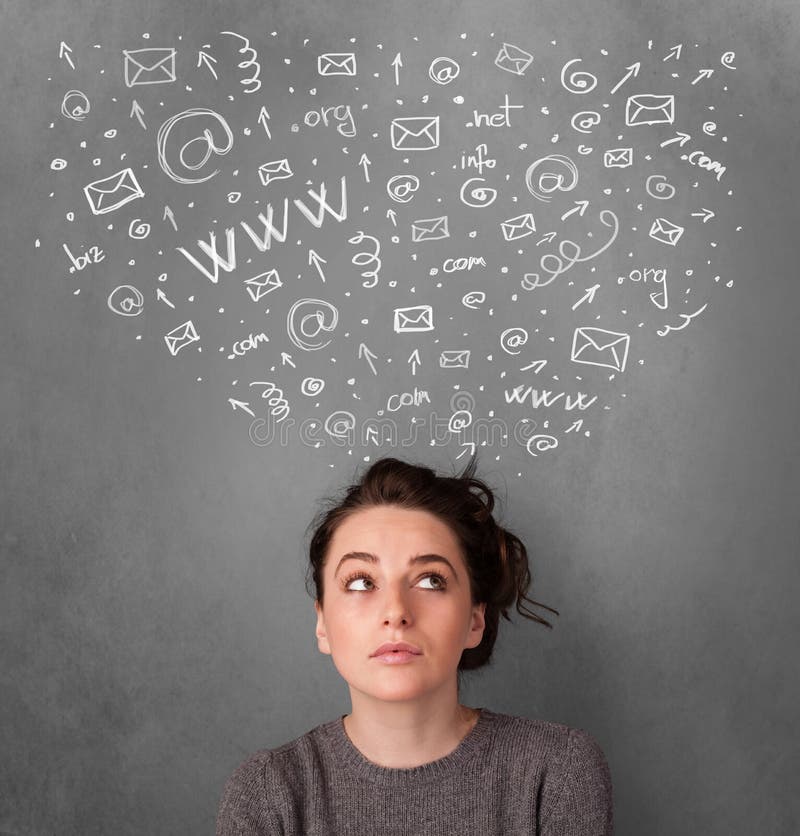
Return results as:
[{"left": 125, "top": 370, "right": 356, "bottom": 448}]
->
[{"left": 306, "top": 454, "right": 558, "bottom": 672}]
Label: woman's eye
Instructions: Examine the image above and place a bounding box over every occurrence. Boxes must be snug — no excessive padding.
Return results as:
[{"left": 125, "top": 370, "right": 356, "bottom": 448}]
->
[
  {"left": 418, "top": 574, "right": 447, "bottom": 590},
  {"left": 346, "top": 576, "right": 373, "bottom": 591}
]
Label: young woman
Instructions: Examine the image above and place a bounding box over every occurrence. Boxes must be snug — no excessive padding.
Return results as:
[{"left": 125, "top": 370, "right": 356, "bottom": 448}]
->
[{"left": 216, "top": 456, "right": 613, "bottom": 835}]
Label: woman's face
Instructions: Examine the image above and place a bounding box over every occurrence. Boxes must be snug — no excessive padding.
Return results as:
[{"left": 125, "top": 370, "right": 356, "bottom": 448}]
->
[{"left": 314, "top": 505, "right": 486, "bottom": 705}]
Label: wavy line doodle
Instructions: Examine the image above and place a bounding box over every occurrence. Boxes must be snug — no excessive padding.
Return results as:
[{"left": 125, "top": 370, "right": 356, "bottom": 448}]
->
[
  {"left": 220, "top": 31, "right": 262, "bottom": 93},
  {"left": 349, "top": 231, "right": 382, "bottom": 288}
]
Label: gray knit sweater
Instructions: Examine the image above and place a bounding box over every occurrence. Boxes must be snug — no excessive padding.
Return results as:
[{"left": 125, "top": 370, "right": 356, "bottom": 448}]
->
[{"left": 215, "top": 708, "right": 613, "bottom": 835}]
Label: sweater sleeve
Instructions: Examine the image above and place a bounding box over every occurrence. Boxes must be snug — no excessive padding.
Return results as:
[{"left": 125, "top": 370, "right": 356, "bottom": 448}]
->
[
  {"left": 540, "top": 728, "right": 614, "bottom": 836},
  {"left": 215, "top": 752, "right": 283, "bottom": 836}
]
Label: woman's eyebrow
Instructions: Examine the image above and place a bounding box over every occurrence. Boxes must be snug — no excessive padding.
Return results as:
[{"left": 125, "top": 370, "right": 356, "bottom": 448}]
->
[{"left": 334, "top": 551, "right": 459, "bottom": 581}]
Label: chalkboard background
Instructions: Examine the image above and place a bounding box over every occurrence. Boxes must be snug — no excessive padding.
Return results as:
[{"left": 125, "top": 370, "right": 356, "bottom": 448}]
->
[{"left": 2, "top": 0, "right": 799, "bottom": 833}]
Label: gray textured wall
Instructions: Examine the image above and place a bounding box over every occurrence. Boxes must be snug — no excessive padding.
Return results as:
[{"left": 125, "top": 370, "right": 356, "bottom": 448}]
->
[{"left": 2, "top": 0, "right": 799, "bottom": 833}]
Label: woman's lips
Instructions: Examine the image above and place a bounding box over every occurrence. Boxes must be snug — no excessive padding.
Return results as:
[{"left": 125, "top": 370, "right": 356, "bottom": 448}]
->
[{"left": 372, "top": 650, "right": 421, "bottom": 664}]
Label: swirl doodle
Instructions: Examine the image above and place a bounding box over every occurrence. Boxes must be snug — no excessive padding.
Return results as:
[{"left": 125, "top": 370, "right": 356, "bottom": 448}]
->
[
  {"left": 720, "top": 51, "right": 736, "bottom": 69},
  {"left": 525, "top": 434, "right": 559, "bottom": 456},
  {"left": 459, "top": 177, "right": 497, "bottom": 208},
  {"left": 348, "top": 231, "right": 382, "bottom": 288},
  {"left": 560, "top": 58, "right": 598, "bottom": 94},
  {"left": 702, "top": 121, "right": 717, "bottom": 136},
  {"left": 428, "top": 57, "right": 461, "bottom": 85},
  {"left": 646, "top": 174, "right": 676, "bottom": 200},
  {"left": 525, "top": 154, "right": 579, "bottom": 202},
  {"left": 128, "top": 219, "right": 151, "bottom": 240},
  {"left": 521, "top": 209, "right": 619, "bottom": 290},
  {"left": 249, "top": 381, "right": 290, "bottom": 423},
  {"left": 500, "top": 327, "right": 529, "bottom": 355},
  {"left": 107, "top": 285, "right": 144, "bottom": 317},
  {"left": 61, "top": 90, "right": 90, "bottom": 121},
  {"left": 301, "top": 377, "right": 325, "bottom": 397},
  {"left": 286, "top": 298, "right": 339, "bottom": 351},
  {"left": 461, "top": 291, "right": 486, "bottom": 309},
  {"left": 386, "top": 174, "right": 420, "bottom": 203},
  {"left": 450, "top": 390, "right": 476, "bottom": 413},
  {"left": 220, "top": 31, "right": 262, "bottom": 93},
  {"left": 571, "top": 110, "right": 601, "bottom": 134},
  {"left": 156, "top": 108, "right": 234, "bottom": 185}
]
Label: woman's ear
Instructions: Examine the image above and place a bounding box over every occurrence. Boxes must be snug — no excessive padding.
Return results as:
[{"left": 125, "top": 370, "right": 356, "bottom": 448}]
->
[
  {"left": 314, "top": 600, "right": 332, "bottom": 655},
  {"left": 465, "top": 602, "right": 486, "bottom": 649}
]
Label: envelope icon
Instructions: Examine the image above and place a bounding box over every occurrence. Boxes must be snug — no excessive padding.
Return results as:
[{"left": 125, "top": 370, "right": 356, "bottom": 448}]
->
[
  {"left": 394, "top": 305, "right": 434, "bottom": 333},
  {"left": 494, "top": 42, "right": 533, "bottom": 76},
  {"left": 625, "top": 94, "right": 675, "bottom": 126},
  {"left": 244, "top": 269, "right": 282, "bottom": 302},
  {"left": 649, "top": 217, "right": 684, "bottom": 246},
  {"left": 391, "top": 117, "right": 439, "bottom": 151},
  {"left": 501, "top": 212, "right": 536, "bottom": 241},
  {"left": 604, "top": 147, "right": 633, "bottom": 168},
  {"left": 83, "top": 167, "right": 145, "bottom": 215},
  {"left": 164, "top": 320, "right": 200, "bottom": 356},
  {"left": 123, "top": 48, "right": 176, "bottom": 87},
  {"left": 258, "top": 159, "right": 293, "bottom": 187},
  {"left": 439, "top": 350, "right": 471, "bottom": 369},
  {"left": 571, "top": 327, "right": 630, "bottom": 373},
  {"left": 317, "top": 52, "right": 357, "bottom": 76},
  {"left": 411, "top": 216, "right": 449, "bottom": 242}
]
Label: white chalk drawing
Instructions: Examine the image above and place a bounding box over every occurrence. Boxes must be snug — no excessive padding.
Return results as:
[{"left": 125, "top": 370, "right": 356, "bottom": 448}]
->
[
  {"left": 244, "top": 269, "right": 282, "bottom": 301},
  {"left": 657, "top": 304, "right": 708, "bottom": 337},
  {"left": 349, "top": 231, "right": 382, "bottom": 288},
  {"left": 394, "top": 305, "right": 434, "bottom": 333},
  {"left": 83, "top": 167, "right": 144, "bottom": 215},
  {"left": 646, "top": 174, "right": 677, "bottom": 200},
  {"left": 521, "top": 210, "right": 619, "bottom": 290},
  {"left": 626, "top": 94, "right": 675, "bottom": 126},
  {"left": 571, "top": 327, "right": 630, "bottom": 373},
  {"left": 501, "top": 212, "right": 536, "bottom": 241},
  {"left": 603, "top": 148, "right": 633, "bottom": 168},
  {"left": 494, "top": 42, "right": 533, "bottom": 75},
  {"left": 61, "top": 89, "right": 90, "bottom": 121},
  {"left": 164, "top": 321, "right": 200, "bottom": 356},
  {"left": 411, "top": 216, "right": 449, "bottom": 242},
  {"left": 390, "top": 117, "right": 439, "bottom": 151},
  {"left": 428, "top": 57, "right": 460, "bottom": 85},
  {"left": 460, "top": 177, "right": 497, "bottom": 208},
  {"left": 107, "top": 285, "right": 144, "bottom": 316},
  {"left": 44, "top": 29, "right": 740, "bottom": 460},
  {"left": 500, "top": 327, "right": 529, "bottom": 355},
  {"left": 123, "top": 48, "right": 176, "bottom": 87},
  {"left": 439, "top": 350, "right": 471, "bottom": 369},
  {"left": 156, "top": 108, "right": 234, "bottom": 185},
  {"left": 560, "top": 58, "right": 598, "bottom": 94},
  {"left": 287, "top": 298, "right": 338, "bottom": 351},
  {"left": 649, "top": 217, "right": 685, "bottom": 246},
  {"left": 525, "top": 154, "right": 579, "bottom": 202},
  {"left": 386, "top": 174, "right": 420, "bottom": 203},
  {"left": 220, "top": 31, "right": 262, "bottom": 93},
  {"left": 571, "top": 111, "right": 601, "bottom": 134},
  {"left": 317, "top": 53, "right": 357, "bottom": 76},
  {"left": 258, "top": 158, "right": 293, "bottom": 186}
]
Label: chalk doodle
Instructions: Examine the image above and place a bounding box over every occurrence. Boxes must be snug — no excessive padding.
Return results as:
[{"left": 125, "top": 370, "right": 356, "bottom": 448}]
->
[{"left": 42, "top": 27, "right": 742, "bottom": 461}]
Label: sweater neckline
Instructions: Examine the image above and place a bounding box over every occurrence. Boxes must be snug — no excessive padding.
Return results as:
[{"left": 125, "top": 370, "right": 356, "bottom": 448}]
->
[{"left": 321, "top": 707, "right": 496, "bottom": 786}]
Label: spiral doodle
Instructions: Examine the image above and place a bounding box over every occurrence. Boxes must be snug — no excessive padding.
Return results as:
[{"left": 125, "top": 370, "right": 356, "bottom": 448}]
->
[
  {"left": 560, "top": 59, "right": 597, "bottom": 94},
  {"left": 461, "top": 291, "right": 486, "bottom": 309},
  {"left": 300, "top": 377, "right": 325, "bottom": 397},
  {"left": 249, "top": 381, "right": 290, "bottom": 423},
  {"left": 501, "top": 327, "right": 529, "bottom": 355},
  {"left": 324, "top": 410, "right": 356, "bottom": 441},
  {"left": 702, "top": 122, "right": 717, "bottom": 136},
  {"left": 450, "top": 390, "right": 476, "bottom": 413},
  {"left": 646, "top": 174, "right": 676, "bottom": 200},
  {"left": 61, "top": 90, "right": 90, "bottom": 121},
  {"left": 720, "top": 51, "right": 736, "bottom": 69},
  {"left": 386, "top": 174, "right": 420, "bottom": 203},
  {"left": 428, "top": 57, "right": 461, "bottom": 85},
  {"left": 525, "top": 154, "right": 579, "bottom": 202},
  {"left": 459, "top": 177, "right": 497, "bottom": 208},
  {"left": 570, "top": 111, "right": 601, "bottom": 134},
  {"left": 349, "top": 231, "right": 382, "bottom": 288},
  {"left": 220, "top": 31, "right": 262, "bottom": 93},
  {"left": 50, "top": 158, "right": 67, "bottom": 171},
  {"left": 107, "top": 285, "right": 144, "bottom": 317},
  {"left": 525, "top": 434, "right": 559, "bottom": 456},
  {"left": 448, "top": 410, "right": 473, "bottom": 433},
  {"left": 128, "top": 219, "right": 151, "bottom": 240}
]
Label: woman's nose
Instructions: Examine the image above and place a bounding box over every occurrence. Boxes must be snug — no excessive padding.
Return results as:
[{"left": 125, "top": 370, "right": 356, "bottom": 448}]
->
[{"left": 382, "top": 583, "right": 413, "bottom": 626}]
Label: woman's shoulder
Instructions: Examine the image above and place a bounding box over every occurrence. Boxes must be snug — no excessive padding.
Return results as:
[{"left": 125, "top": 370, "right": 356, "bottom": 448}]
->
[{"left": 484, "top": 708, "right": 606, "bottom": 754}]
